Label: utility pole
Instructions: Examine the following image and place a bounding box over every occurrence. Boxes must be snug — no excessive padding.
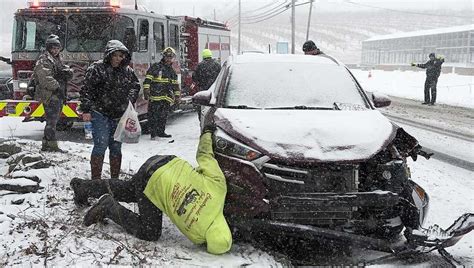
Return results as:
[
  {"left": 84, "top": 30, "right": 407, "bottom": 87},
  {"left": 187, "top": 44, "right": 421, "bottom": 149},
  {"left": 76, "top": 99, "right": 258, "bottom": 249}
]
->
[
  {"left": 238, "top": 0, "right": 241, "bottom": 55},
  {"left": 306, "top": 0, "right": 313, "bottom": 41},
  {"left": 214, "top": 9, "right": 216, "bottom": 20},
  {"left": 291, "top": 0, "right": 296, "bottom": 54},
  {"left": 134, "top": 0, "right": 138, "bottom": 10}
]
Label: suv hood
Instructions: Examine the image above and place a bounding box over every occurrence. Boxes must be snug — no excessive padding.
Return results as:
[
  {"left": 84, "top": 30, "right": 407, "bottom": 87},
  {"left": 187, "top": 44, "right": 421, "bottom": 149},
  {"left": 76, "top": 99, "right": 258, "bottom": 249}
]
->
[{"left": 215, "top": 109, "right": 397, "bottom": 162}]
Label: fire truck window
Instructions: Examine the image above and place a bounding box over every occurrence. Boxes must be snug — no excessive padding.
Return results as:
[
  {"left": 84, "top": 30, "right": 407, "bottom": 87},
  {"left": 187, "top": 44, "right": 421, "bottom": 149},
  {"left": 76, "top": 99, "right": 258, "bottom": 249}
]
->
[
  {"left": 67, "top": 14, "right": 132, "bottom": 52},
  {"left": 13, "top": 15, "right": 66, "bottom": 52},
  {"left": 138, "top": 20, "right": 149, "bottom": 52},
  {"left": 153, "top": 22, "right": 165, "bottom": 53},
  {"left": 169, "top": 24, "right": 179, "bottom": 51}
]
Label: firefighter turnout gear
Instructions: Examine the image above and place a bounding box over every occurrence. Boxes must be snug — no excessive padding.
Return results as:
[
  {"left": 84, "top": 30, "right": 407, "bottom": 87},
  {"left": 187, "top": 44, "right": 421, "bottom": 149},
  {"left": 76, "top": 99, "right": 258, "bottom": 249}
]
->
[
  {"left": 161, "top": 47, "right": 176, "bottom": 57},
  {"left": 413, "top": 53, "right": 445, "bottom": 105},
  {"left": 72, "top": 133, "right": 232, "bottom": 254},
  {"left": 143, "top": 56, "right": 180, "bottom": 138}
]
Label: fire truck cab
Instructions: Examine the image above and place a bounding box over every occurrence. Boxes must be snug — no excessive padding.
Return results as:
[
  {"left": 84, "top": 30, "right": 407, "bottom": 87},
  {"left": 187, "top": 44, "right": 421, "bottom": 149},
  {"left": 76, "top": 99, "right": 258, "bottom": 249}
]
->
[{"left": 1, "top": 0, "right": 231, "bottom": 130}]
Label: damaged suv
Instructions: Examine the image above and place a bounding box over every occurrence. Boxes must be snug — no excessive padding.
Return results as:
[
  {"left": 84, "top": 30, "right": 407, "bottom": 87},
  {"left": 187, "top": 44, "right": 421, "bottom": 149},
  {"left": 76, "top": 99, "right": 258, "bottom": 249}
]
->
[{"left": 193, "top": 54, "right": 472, "bottom": 254}]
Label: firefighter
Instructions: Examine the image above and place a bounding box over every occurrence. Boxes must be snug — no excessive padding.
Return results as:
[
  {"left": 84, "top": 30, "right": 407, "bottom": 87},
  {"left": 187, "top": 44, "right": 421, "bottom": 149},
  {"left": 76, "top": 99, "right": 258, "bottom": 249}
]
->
[
  {"left": 143, "top": 47, "right": 180, "bottom": 139},
  {"left": 70, "top": 107, "right": 232, "bottom": 255},
  {"left": 33, "top": 34, "right": 73, "bottom": 152},
  {"left": 80, "top": 40, "right": 140, "bottom": 180},
  {"left": 302, "top": 40, "right": 324, "bottom": 55},
  {"left": 411, "top": 53, "right": 445, "bottom": 105},
  {"left": 192, "top": 49, "right": 221, "bottom": 120}
]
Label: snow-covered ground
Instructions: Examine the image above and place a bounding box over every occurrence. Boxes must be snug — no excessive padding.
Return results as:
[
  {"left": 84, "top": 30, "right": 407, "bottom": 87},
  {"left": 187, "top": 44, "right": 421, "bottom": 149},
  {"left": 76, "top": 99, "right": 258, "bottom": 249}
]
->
[
  {"left": 0, "top": 114, "right": 282, "bottom": 267},
  {"left": 351, "top": 69, "right": 474, "bottom": 109},
  {"left": 1, "top": 108, "right": 473, "bottom": 266}
]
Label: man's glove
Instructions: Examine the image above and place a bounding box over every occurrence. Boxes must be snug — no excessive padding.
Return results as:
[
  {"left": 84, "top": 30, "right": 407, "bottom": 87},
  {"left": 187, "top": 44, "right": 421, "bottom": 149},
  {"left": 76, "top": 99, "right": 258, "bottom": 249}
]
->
[
  {"left": 201, "top": 107, "right": 217, "bottom": 134},
  {"left": 437, "top": 55, "right": 445, "bottom": 61},
  {"left": 410, "top": 62, "right": 416, "bottom": 67}
]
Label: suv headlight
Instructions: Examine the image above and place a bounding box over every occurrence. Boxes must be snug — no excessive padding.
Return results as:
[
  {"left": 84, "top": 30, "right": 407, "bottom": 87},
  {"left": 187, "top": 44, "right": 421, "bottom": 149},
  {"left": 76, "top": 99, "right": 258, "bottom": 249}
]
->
[{"left": 214, "top": 128, "right": 262, "bottom": 161}]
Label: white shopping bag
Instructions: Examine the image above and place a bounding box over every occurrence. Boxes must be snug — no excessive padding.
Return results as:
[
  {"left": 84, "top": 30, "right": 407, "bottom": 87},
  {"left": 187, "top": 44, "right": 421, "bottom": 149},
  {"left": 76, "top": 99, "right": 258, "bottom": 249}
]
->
[{"left": 114, "top": 101, "right": 141, "bottom": 143}]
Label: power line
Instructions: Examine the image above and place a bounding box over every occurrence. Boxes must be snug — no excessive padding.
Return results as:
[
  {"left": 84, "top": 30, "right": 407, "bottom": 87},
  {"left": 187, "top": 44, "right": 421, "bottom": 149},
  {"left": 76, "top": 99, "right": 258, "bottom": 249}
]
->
[
  {"left": 225, "top": 1, "right": 288, "bottom": 23},
  {"left": 227, "top": 1, "right": 290, "bottom": 25},
  {"left": 342, "top": 0, "right": 472, "bottom": 19}
]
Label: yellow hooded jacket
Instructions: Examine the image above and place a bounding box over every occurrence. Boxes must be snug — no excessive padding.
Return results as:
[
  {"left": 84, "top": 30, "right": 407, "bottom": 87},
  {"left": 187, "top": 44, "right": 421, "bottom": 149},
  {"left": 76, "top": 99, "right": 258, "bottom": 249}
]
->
[{"left": 143, "top": 132, "right": 232, "bottom": 254}]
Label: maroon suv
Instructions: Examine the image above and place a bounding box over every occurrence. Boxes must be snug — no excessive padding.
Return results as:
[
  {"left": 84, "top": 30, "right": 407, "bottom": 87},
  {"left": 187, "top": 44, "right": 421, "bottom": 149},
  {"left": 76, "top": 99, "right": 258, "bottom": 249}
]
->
[{"left": 193, "top": 54, "right": 431, "bottom": 248}]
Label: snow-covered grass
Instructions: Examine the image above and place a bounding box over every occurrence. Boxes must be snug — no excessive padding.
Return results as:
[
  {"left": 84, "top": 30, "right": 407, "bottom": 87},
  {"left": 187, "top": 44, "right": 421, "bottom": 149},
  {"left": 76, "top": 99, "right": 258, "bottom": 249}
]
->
[
  {"left": 0, "top": 114, "right": 281, "bottom": 267},
  {"left": 351, "top": 69, "right": 474, "bottom": 109}
]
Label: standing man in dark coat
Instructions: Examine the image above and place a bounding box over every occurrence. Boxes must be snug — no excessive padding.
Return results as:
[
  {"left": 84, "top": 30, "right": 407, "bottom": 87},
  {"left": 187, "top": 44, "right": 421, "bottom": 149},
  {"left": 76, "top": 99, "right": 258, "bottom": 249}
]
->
[
  {"left": 33, "top": 34, "right": 73, "bottom": 152},
  {"left": 143, "top": 47, "right": 180, "bottom": 139},
  {"left": 411, "top": 53, "right": 444, "bottom": 105},
  {"left": 192, "top": 49, "right": 221, "bottom": 120},
  {"left": 80, "top": 40, "right": 140, "bottom": 180},
  {"left": 302, "top": 40, "right": 324, "bottom": 55},
  {"left": 192, "top": 49, "right": 221, "bottom": 92}
]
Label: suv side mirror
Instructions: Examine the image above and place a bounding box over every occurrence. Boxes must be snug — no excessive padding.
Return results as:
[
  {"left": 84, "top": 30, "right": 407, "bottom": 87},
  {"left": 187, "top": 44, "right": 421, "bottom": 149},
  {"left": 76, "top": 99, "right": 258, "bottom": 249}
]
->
[
  {"left": 192, "top": 90, "right": 212, "bottom": 106},
  {"left": 372, "top": 93, "right": 391, "bottom": 108}
]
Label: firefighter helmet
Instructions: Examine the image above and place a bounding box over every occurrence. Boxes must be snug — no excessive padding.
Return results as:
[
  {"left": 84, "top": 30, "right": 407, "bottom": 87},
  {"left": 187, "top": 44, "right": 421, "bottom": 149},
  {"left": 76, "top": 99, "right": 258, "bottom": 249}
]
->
[
  {"left": 202, "top": 49, "right": 213, "bottom": 59},
  {"left": 46, "top": 34, "right": 61, "bottom": 50},
  {"left": 162, "top": 47, "right": 176, "bottom": 57}
]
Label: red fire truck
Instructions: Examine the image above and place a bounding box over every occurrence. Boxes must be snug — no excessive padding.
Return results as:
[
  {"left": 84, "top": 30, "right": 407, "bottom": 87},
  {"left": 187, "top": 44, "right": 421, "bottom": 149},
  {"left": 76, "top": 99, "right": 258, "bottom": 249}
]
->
[{"left": 0, "top": 0, "right": 231, "bottom": 130}]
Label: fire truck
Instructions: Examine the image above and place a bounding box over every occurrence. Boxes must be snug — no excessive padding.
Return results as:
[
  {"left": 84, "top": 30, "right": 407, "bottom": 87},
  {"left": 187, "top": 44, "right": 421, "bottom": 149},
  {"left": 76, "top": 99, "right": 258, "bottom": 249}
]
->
[{"left": 0, "top": 0, "right": 231, "bottom": 130}]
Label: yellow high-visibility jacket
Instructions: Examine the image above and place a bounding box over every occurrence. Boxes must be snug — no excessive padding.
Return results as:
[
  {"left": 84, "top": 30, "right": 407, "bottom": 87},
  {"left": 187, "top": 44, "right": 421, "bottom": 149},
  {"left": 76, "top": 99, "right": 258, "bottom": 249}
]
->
[{"left": 143, "top": 132, "right": 232, "bottom": 254}]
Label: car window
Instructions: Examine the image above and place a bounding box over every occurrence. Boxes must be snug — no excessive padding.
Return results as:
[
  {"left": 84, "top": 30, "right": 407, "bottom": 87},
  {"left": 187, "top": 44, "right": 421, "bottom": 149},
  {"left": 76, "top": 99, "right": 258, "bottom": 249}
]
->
[{"left": 224, "top": 62, "right": 368, "bottom": 109}]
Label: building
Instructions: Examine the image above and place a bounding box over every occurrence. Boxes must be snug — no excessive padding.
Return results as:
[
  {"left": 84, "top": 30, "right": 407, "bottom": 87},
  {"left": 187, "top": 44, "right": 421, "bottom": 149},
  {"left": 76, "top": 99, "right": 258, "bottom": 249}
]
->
[{"left": 361, "top": 24, "right": 474, "bottom": 67}]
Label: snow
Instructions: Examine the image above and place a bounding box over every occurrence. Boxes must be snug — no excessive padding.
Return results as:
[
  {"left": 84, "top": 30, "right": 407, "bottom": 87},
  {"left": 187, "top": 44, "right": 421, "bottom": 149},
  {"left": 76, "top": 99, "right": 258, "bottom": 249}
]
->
[
  {"left": 351, "top": 69, "right": 474, "bottom": 109},
  {"left": 0, "top": 70, "right": 473, "bottom": 266},
  {"left": 0, "top": 115, "right": 282, "bottom": 267},
  {"left": 233, "top": 53, "right": 338, "bottom": 64},
  {"left": 216, "top": 109, "right": 394, "bottom": 161},
  {"left": 365, "top": 24, "right": 474, "bottom": 42}
]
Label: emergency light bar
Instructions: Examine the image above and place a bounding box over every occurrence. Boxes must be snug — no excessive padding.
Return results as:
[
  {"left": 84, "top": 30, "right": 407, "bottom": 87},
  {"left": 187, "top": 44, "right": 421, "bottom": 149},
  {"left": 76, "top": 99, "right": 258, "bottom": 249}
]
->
[{"left": 27, "top": 0, "right": 120, "bottom": 8}]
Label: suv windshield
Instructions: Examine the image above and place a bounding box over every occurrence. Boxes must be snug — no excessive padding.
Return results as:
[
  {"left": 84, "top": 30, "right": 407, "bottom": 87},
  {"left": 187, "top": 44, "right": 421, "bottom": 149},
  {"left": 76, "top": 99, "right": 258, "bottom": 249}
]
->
[
  {"left": 67, "top": 14, "right": 134, "bottom": 52},
  {"left": 224, "top": 62, "right": 368, "bottom": 109},
  {"left": 13, "top": 14, "right": 66, "bottom": 52}
]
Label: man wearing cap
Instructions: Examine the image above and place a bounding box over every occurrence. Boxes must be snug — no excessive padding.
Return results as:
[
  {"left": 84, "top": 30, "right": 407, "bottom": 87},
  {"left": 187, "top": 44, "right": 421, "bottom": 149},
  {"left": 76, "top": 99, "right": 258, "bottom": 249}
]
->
[
  {"left": 143, "top": 47, "right": 180, "bottom": 139},
  {"left": 411, "top": 53, "right": 445, "bottom": 105},
  {"left": 33, "top": 34, "right": 73, "bottom": 152},
  {"left": 192, "top": 49, "right": 221, "bottom": 120},
  {"left": 70, "top": 107, "right": 232, "bottom": 255},
  {"left": 193, "top": 49, "right": 221, "bottom": 92},
  {"left": 302, "top": 40, "right": 324, "bottom": 55}
]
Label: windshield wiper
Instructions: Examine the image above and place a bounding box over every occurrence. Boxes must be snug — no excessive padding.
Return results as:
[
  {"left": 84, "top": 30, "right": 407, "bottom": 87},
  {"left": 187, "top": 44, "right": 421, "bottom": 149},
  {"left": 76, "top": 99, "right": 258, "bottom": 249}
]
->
[
  {"left": 265, "top": 105, "right": 334, "bottom": 110},
  {"left": 225, "top": 105, "right": 260, "bottom": 109}
]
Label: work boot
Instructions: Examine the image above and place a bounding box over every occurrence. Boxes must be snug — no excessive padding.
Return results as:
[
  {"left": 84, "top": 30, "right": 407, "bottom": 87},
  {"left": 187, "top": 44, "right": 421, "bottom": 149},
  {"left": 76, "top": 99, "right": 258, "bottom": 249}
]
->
[
  {"left": 90, "top": 155, "right": 105, "bottom": 180},
  {"left": 83, "top": 194, "right": 142, "bottom": 236},
  {"left": 41, "top": 139, "right": 65, "bottom": 153},
  {"left": 157, "top": 133, "right": 172, "bottom": 138},
  {"left": 70, "top": 177, "right": 91, "bottom": 206},
  {"left": 83, "top": 194, "right": 116, "bottom": 226},
  {"left": 421, "top": 102, "right": 429, "bottom": 105},
  {"left": 109, "top": 155, "right": 122, "bottom": 179}
]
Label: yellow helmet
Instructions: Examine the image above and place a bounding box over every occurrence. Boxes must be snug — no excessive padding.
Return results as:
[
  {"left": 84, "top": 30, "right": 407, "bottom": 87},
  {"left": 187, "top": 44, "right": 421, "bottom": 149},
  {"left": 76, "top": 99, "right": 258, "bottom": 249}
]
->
[
  {"left": 202, "top": 49, "right": 213, "bottom": 59},
  {"left": 162, "top": 47, "right": 176, "bottom": 57}
]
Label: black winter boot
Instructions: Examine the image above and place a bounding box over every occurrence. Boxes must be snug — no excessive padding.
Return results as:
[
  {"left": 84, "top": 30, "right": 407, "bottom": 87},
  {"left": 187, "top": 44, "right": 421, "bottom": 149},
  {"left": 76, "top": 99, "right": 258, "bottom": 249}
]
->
[
  {"left": 70, "top": 178, "right": 136, "bottom": 207},
  {"left": 83, "top": 194, "right": 142, "bottom": 236},
  {"left": 109, "top": 155, "right": 122, "bottom": 179}
]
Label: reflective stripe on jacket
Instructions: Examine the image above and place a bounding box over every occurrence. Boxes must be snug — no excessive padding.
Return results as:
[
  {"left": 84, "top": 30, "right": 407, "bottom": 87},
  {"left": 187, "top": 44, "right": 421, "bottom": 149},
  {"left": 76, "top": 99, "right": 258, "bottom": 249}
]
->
[
  {"left": 143, "top": 60, "right": 180, "bottom": 103},
  {"left": 143, "top": 132, "right": 232, "bottom": 254}
]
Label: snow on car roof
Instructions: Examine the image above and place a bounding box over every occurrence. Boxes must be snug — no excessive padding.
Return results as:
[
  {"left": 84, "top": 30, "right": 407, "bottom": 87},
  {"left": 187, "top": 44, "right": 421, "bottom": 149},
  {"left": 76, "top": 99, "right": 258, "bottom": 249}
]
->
[{"left": 233, "top": 54, "right": 339, "bottom": 65}]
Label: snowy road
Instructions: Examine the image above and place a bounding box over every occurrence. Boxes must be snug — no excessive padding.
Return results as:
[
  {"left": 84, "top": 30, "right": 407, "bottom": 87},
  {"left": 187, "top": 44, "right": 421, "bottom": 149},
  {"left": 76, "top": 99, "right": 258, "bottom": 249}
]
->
[{"left": 0, "top": 103, "right": 473, "bottom": 266}]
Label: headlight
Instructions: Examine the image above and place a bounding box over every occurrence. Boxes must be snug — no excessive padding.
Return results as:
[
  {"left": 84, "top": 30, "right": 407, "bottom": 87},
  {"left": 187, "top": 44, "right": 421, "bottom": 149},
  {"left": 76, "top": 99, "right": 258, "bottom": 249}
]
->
[
  {"left": 214, "top": 128, "right": 262, "bottom": 161},
  {"left": 19, "top": 82, "right": 28, "bottom": 89}
]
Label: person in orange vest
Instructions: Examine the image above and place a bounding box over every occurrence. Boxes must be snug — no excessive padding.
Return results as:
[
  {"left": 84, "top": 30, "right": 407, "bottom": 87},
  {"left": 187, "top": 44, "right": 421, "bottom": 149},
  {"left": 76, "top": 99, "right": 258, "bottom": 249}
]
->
[{"left": 70, "top": 108, "right": 232, "bottom": 254}]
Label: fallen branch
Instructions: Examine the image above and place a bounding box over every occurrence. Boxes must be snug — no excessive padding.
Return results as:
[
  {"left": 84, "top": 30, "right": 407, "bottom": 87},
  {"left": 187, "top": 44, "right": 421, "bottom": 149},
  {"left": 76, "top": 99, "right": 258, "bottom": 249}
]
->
[{"left": 0, "top": 183, "right": 40, "bottom": 193}]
